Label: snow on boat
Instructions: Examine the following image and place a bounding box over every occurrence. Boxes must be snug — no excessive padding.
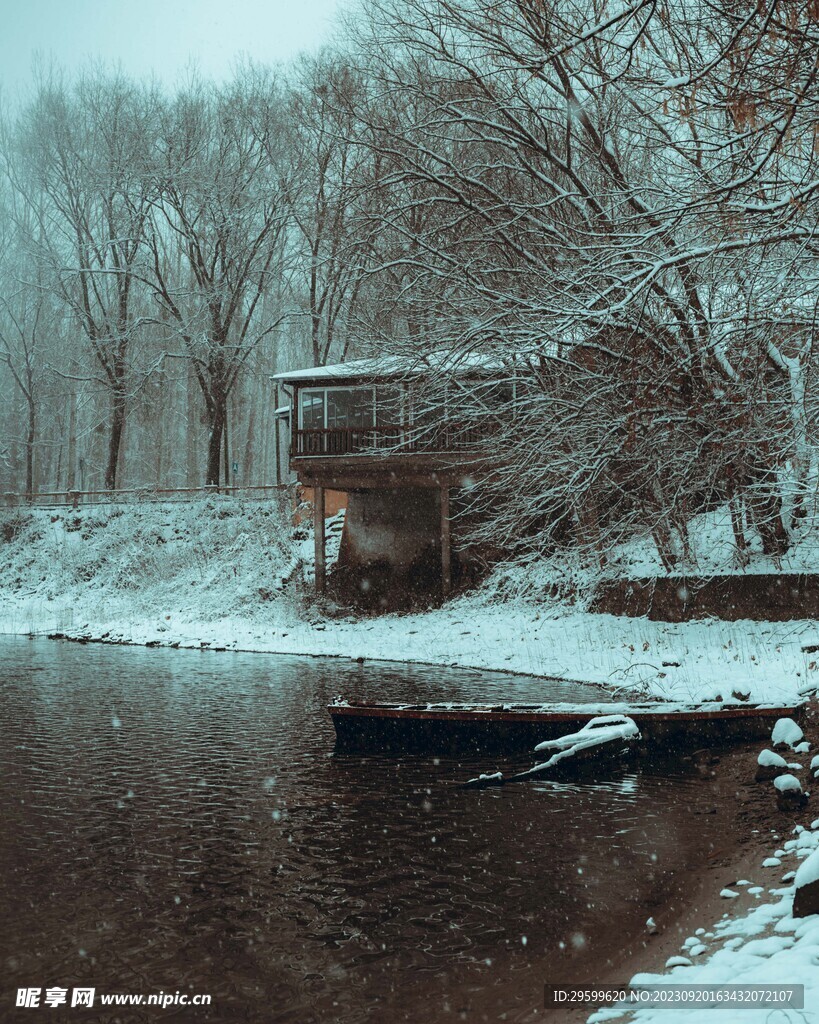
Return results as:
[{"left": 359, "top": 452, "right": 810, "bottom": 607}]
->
[
  {"left": 463, "top": 715, "right": 641, "bottom": 788},
  {"left": 328, "top": 698, "right": 805, "bottom": 754}
]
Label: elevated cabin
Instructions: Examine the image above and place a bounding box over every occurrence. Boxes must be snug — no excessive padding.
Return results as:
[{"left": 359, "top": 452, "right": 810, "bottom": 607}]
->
[{"left": 274, "top": 355, "right": 515, "bottom": 601}]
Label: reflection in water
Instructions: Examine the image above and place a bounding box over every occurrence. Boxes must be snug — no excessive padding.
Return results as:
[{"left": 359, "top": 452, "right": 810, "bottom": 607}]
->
[{"left": 0, "top": 639, "right": 732, "bottom": 1023}]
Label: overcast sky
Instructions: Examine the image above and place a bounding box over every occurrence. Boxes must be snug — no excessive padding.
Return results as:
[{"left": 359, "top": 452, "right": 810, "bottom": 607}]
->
[{"left": 0, "top": 0, "right": 348, "bottom": 99}]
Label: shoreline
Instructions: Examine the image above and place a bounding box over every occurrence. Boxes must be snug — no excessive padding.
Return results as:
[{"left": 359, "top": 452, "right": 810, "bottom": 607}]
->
[
  {"left": 572, "top": 702, "right": 819, "bottom": 1024},
  {"left": 1, "top": 594, "right": 815, "bottom": 707},
  {"left": 556, "top": 747, "right": 784, "bottom": 1023},
  {"left": 2, "top": 629, "right": 817, "bottom": 1021}
]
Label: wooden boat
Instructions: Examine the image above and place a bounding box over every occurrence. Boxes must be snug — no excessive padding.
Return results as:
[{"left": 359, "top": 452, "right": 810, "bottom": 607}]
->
[{"left": 328, "top": 698, "right": 805, "bottom": 754}]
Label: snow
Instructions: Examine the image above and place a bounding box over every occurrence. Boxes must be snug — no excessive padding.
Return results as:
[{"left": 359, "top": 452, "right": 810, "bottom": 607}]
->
[
  {"left": 599, "top": 506, "right": 819, "bottom": 579},
  {"left": 771, "top": 718, "right": 805, "bottom": 748},
  {"left": 757, "top": 750, "right": 788, "bottom": 768},
  {"left": 0, "top": 502, "right": 816, "bottom": 708},
  {"left": 589, "top": 820, "right": 819, "bottom": 1024},
  {"left": 272, "top": 350, "right": 511, "bottom": 383},
  {"left": 795, "top": 849, "right": 819, "bottom": 890},
  {"left": 719, "top": 889, "right": 739, "bottom": 898},
  {"left": 773, "top": 774, "right": 802, "bottom": 793},
  {"left": 465, "top": 716, "right": 640, "bottom": 787},
  {"left": 664, "top": 956, "right": 691, "bottom": 968},
  {"left": 533, "top": 715, "right": 640, "bottom": 752}
]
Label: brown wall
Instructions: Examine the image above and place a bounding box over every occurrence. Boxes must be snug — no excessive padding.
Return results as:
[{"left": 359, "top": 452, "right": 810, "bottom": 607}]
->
[
  {"left": 594, "top": 574, "right": 819, "bottom": 621},
  {"left": 296, "top": 486, "right": 347, "bottom": 521}
]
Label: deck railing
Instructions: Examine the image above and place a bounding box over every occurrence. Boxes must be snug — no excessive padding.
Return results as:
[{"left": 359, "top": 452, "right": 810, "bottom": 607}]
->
[{"left": 294, "top": 421, "right": 494, "bottom": 457}]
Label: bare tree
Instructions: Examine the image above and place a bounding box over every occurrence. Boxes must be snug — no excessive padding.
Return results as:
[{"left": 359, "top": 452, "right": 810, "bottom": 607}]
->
[
  {"left": 288, "top": 54, "right": 380, "bottom": 366},
  {"left": 10, "top": 69, "right": 159, "bottom": 490},
  {"left": 145, "top": 70, "right": 292, "bottom": 485},
  {"left": 350, "top": 0, "right": 819, "bottom": 565}
]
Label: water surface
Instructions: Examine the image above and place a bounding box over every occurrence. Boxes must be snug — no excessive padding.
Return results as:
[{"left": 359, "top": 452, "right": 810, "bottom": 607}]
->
[{"left": 0, "top": 638, "right": 735, "bottom": 1023}]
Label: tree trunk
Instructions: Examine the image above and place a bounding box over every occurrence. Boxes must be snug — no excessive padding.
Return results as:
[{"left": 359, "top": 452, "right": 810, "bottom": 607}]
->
[
  {"left": 186, "top": 365, "right": 198, "bottom": 488},
  {"left": 66, "top": 393, "right": 77, "bottom": 492},
  {"left": 206, "top": 399, "right": 226, "bottom": 487},
  {"left": 105, "top": 387, "right": 127, "bottom": 491},
  {"left": 223, "top": 408, "right": 230, "bottom": 488},
  {"left": 25, "top": 398, "right": 36, "bottom": 500}
]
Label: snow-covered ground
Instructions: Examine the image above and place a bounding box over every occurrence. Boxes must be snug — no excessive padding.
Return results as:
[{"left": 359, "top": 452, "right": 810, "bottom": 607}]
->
[
  {"left": 488, "top": 503, "right": 819, "bottom": 599},
  {"left": 612, "top": 505, "right": 819, "bottom": 578},
  {"left": 1, "top": 500, "right": 817, "bottom": 705}
]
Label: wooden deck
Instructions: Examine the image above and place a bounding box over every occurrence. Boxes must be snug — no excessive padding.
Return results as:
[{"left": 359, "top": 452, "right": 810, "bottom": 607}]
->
[{"left": 294, "top": 421, "right": 494, "bottom": 458}]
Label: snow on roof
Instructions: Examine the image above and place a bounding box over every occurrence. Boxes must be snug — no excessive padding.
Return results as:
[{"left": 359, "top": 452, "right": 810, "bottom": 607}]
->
[{"left": 272, "top": 351, "right": 516, "bottom": 384}]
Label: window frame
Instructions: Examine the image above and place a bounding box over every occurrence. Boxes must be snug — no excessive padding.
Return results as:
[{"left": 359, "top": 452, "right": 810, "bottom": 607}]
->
[{"left": 298, "top": 386, "right": 378, "bottom": 430}]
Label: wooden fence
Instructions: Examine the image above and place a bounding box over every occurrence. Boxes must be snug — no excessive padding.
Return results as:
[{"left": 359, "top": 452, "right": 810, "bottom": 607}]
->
[{"left": 2, "top": 483, "right": 288, "bottom": 510}]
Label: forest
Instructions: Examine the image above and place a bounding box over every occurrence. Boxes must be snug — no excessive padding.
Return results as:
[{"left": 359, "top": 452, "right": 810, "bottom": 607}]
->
[{"left": 2, "top": 0, "right": 818, "bottom": 569}]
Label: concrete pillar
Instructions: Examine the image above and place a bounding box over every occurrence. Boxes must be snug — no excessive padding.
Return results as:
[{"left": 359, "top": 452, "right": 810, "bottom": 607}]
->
[
  {"left": 440, "top": 485, "right": 451, "bottom": 597},
  {"left": 314, "top": 485, "right": 326, "bottom": 595}
]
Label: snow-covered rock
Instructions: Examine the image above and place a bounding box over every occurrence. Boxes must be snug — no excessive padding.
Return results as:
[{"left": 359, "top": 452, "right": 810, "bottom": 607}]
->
[
  {"left": 755, "top": 748, "right": 790, "bottom": 782},
  {"left": 793, "top": 848, "right": 819, "bottom": 917},
  {"left": 771, "top": 717, "right": 804, "bottom": 750},
  {"left": 774, "top": 773, "right": 807, "bottom": 812},
  {"left": 664, "top": 955, "right": 691, "bottom": 968}
]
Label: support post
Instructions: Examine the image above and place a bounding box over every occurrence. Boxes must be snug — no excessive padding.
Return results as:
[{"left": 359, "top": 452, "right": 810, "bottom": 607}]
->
[
  {"left": 314, "top": 485, "right": 326, "bottom": 596},
  {"left": 440, "top": 485, "right": 451, "bottom": 597}
]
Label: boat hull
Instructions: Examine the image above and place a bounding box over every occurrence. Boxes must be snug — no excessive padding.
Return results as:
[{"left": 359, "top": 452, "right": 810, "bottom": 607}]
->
[{"left": 329, "top": 701, "right": 804, "bottom": 754}]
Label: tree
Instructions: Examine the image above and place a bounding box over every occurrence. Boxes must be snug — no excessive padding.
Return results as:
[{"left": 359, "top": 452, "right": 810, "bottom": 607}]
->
[
  {"left": 145, "top": 70, "right": 292, "bottom": 486},
  {"left": 11, "top": 69, "right": 159, "bottom": 490},
  {"left": 288, "top": 54, "right": 380, "bottom": 366},
  {"left": 350, "top": 0, "right": 819, "bottom": 564}
]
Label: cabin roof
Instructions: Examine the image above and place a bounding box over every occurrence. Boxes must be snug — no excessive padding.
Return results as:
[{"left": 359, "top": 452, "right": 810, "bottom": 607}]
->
[{"left": 272, "top": 352, "right": 513, "bottom": 385}]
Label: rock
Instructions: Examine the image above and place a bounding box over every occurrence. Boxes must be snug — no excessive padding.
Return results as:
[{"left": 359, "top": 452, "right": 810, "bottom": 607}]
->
[
  {"left": 774, "top": 773, "right": 808, "bottom": 812},
  {"left": 772, "top": 718, "right": 805, "bottom": 751},
  {"left": 756, "top": 749, "right": 790, "bottom": 782},
  {"left": 792, "top": 848, "right": 819, "bottom": 917}
]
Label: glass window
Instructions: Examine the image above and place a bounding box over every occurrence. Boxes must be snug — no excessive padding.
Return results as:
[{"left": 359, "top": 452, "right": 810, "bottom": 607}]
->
[
  {"left": 300, "top": 391, "right": 325, "bottom": 429},
  {"left": 375, "top": 385, "right": 403, "bottom": 426},
  {"left": 326, "top": 388, "right": 375, "bottom": 428}
]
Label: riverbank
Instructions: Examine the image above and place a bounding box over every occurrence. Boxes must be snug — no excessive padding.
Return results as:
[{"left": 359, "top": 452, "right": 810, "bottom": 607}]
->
[
  {"left": 2, "top": 501, "right": 818, "bottom": 704},
  {"left": 3, "top": 599, "right": 817, "bottom": 707},
  {"left": 573, "top": 702, "right": 819, "bottom": 1024}
]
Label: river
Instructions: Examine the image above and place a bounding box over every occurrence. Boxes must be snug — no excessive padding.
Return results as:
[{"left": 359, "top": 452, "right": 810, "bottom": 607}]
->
[{"left": 0, "top": 637, "right": 739, "bottom": 1023}]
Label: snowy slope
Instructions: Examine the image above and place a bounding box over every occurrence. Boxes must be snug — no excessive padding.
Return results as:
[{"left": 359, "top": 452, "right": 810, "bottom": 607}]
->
[{"left": 1, "top": 501, "right": 816, "bottom": 705}]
